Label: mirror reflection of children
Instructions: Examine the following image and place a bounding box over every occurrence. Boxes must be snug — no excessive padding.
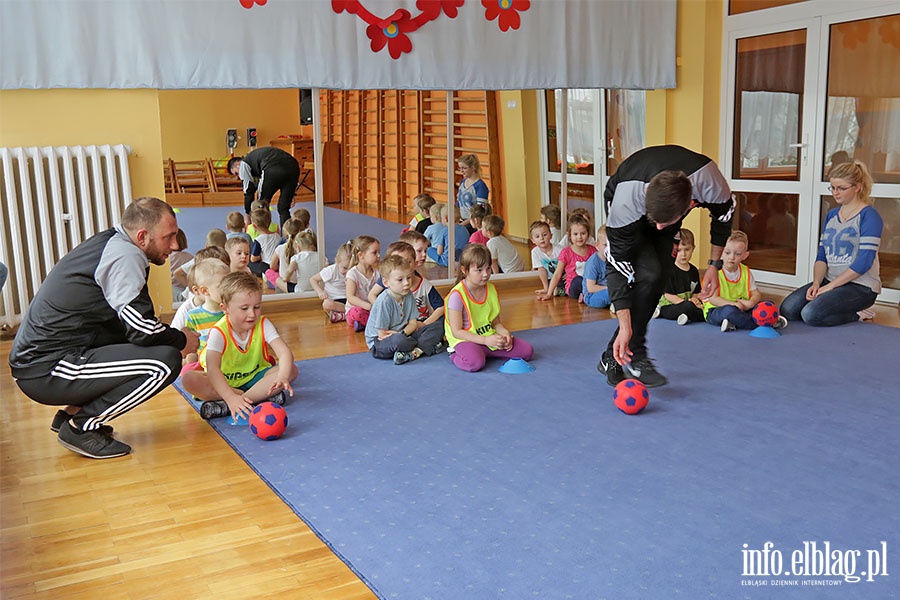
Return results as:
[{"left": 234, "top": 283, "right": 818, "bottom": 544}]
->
[
  {"left": 445, "top": 245, "right": 533, "bottom": 372},
  {"left": 581, "top": 226, "right": 610, "bottom": 309},
  {"left": 225, "top": 237, "right": 252, "bottom": 274},
  {"left": 656, "top": 228, "right": 704, "bottom": 325},
  {"left": 181, "top": 272, "right": 298, "bottom": 420},
  {"left": 311, "top": 243, "right": 352, "bottom": 322},
  {"left": 456, "top": 153, "right": 488, "bottom": 221},
  {"left": 483, "top": 214, "right": 524, "bottom": 274},
  {"left": 408, "top": 193, "right": 436, "bottom": 233}
]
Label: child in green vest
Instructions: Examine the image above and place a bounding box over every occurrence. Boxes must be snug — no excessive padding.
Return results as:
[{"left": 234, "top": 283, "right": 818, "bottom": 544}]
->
[
  {"left": 445, "top": 244, "right": 534, "bottom": 372},
  {"left": 181, "top": 271, "right": 298, "bottom": 419},
  {"left": 703, "top": 230, "right": 787, "bottom": 332}
]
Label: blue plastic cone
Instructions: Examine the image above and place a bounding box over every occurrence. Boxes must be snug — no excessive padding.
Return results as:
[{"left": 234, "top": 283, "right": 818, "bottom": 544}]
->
[
  {"left": 498, "top": 358, "right": 535, "bottom": 373},
  {"left": 749, "top": 325, "right": 781, "bottom": 338}
]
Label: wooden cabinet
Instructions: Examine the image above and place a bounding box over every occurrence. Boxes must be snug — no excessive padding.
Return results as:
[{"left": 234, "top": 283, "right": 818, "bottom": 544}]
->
[{"left": 269, "top": 137, "right": 341, "bottom": 204}]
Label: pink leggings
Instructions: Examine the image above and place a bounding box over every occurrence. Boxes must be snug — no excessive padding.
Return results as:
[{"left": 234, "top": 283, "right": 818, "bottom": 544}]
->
[
  {"left": 345, "top": 306, "right": 370, "bottom": 328},
  {"left": 449, "top": 338, "right": 534, "bottom": 372}
]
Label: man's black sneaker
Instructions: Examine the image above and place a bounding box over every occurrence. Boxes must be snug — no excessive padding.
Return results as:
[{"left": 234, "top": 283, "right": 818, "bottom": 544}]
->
[
  {"left": 598, "top": 353, "right": 626, "bottom": 387},
  {"left": 200, "top": 400, "right": 231, "bottom": 420},
  {"left": 57, "top": 421, "right": 131, "bottom": 459},
  {"left": 50, "top": 410, "right": 114, "bottom": 436},
  {"left": 623, "top": 358, "right": 668, "bottom": 388}
]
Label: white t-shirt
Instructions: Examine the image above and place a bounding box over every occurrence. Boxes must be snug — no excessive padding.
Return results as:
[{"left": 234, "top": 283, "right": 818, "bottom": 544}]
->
[
  {"left": 171, "top": 294, "right": 202, "bottom": 331},
  {"left": 289, "top": 251, "right": 320, "bottom": 293},
  {"left": 346, "top": 265, "right": 379, "bottom": 300},
  {"left": 254, "top": 232, "right": 281, "bottom": 264},
  {"left": 318, "top": 263, "right": 347, "bottom": 299},
  {"left": 487, "top": 235, "right": 524, "bottom": 273},
  {"left": 531, "top": 244, "right": 562, "bottom": 270}
]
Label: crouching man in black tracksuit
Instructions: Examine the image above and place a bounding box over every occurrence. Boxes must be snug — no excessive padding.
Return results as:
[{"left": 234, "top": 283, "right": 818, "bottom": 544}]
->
[
  {"left": 9, "top": 197, "right": 200, "bottom": 458},
  {"left": 599, "top": 145, "right": 734, "bottom": 388},
  {"left": 228, "top": 146, "right": 301, "bottom": 227}
]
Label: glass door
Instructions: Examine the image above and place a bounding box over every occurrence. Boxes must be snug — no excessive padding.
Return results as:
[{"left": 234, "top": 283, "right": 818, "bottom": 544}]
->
[
  {"left": 538, "top": 89, "right": 646, "bottom": 230},
  {"left": 725, "top": 7, "right": 900, "bottom": 303}
]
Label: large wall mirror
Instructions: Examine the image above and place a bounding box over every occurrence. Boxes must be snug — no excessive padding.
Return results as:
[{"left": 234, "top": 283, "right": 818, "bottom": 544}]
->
[{"left": 161, "top": 88, "right": 539, "bottom": 305}]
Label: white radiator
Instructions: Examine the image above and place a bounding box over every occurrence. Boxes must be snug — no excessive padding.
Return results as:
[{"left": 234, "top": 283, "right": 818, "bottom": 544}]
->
[{"left": 0, "top": 144, "right": 132, "bottom": 328}]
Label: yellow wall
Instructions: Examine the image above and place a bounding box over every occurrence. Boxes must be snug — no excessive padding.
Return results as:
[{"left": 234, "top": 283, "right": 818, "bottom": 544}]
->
[
  {"left": 663, "top": 0, "right": 725, "bottom": 264},
  {"left": 158, "top": 89, "right": 303, "bottom": 161},
  {"left": 496, "top": 91, "right": 542, "bottom": 239},
  {"left": 0, "top": 88, "right": 175, "bottom": 311}
]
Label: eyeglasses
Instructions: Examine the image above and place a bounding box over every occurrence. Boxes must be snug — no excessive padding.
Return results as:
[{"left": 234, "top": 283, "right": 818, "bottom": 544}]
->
[{"left": 827, "top": 184, "right": 854, "bottom": 193}]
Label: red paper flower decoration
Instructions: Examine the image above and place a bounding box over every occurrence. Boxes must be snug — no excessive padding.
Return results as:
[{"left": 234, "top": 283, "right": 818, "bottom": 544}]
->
[
  {"left": 242, "top": 1, "right": 531, "bottom": 59},
  {"left": 482, "top": 0, "right": 530, "bottom": 32},
  {"left": 367, "top": 9, "right": 417, "bottom": 59}
]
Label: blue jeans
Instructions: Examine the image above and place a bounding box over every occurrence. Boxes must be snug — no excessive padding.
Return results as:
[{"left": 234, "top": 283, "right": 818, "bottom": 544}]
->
[
  {"left": 780, "top": 280, "right": 877, "bottom": 327},
  {"left": 583, "top": 288, "right": 610, "bottom": 309},
  {"left": 705, "top": 305, "right": 755, "bottom": 330}
]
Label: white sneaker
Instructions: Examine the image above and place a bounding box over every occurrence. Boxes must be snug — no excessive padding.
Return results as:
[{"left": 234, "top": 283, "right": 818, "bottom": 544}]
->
[
  {"left": 609, "top": 303, "right": 616, "bottom": 316},
  {"left": 857, "top": 308, "right": 876, "bottom": 321},
  {"left": 721, "top": 319, "right": 735, "bottom": 332},
  {"left": 773, "top": 315, "right": 788, "bottom": 330},
  {"left": 676, "top": 313, "right": 689, "bottom": 326},
  {"left": 652, "top": 306, "right": 661, "bottom": 319}
]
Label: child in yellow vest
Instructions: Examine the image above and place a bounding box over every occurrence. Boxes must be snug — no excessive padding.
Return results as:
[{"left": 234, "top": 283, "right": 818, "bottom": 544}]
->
[
  {"left": 703, "top": 231, "right": 787, "bottom": 332},
  {"left": 181, "top": 272, "right": 298, "bottom": 419},
  {"left": 445, "top": 244, "right": 534, "bottom": 372}
]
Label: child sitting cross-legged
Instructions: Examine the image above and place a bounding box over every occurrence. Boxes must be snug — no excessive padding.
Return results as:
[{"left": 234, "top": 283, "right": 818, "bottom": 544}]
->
[
  {"left": 530, "top": 220, "right": 564, "bottom": 298},
  {"left": 365, "top": 255, "right": 446, "bottom": 365},
  {"left": 483, "top": 214, "right": 524, "bottom": 274},
  {"left": 182, "top": 258, "right": 230, "bottom": 369},
  {"left": 657, "top": 228, "right": 705, "bottom": 325},
  {"left": 581, "top": 225, "right": 610, "bottom": 309},
  {"left": 368, "top": 240, "right": 445, "bottom": 328},
  {"left": 445, "top": 244, "right": 534, "bottom": 372},
  {"left": 249, "top": 208, "right": 281, "bottom": 277},
  {"left": 703, "top": 230, "right": 788, "bottom": 332},
  {"left": 181, "top": 272, "right": 298, "bottom": 420}
]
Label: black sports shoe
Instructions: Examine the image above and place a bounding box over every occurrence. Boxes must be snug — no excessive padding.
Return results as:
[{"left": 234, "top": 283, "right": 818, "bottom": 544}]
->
[
  {"left": 598, "top": 352, "right": 626, "bottom": 387},
  {"left": 50, "top": 410, "right": 114, "bottom": 436},
  {"left": 200, "top": 400, "right": 231, "bottom": 420},
  {"left": 393, "top": 351, "right": 415, "bottom": 365},
  {"left": 623, "top": 358, "right": 668, "bottom": 388},
  {"left": 57, "top": 421, "right": 131, "bottom": 459},
  {"left": 430, "top": 340, "right": 447, "bottom": 356}
]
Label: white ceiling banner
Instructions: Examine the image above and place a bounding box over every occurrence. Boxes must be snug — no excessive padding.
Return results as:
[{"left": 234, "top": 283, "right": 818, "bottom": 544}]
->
[{"left": 1, "top": 0, "right": 676, "bottom": 91}]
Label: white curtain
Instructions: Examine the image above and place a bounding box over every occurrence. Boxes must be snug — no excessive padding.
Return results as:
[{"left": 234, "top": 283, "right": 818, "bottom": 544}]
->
[
  {"left": 739, "top": 91, "right": 800, "bottom": 168},
  {"left": 1, "top": 0, "right": 676, "bottom": 91},
  {"left": 555, "top": 90, "right": 596, "bottom": 168}
]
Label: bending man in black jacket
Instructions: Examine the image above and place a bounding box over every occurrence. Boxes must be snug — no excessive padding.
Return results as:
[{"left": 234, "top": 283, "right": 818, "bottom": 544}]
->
[
  {"left": 599, "top": 145, "right": 734, "bottom": 389},
  {"left": 9, "top": 197, "right": 200, "bottom": 459},
  {"left": 228, "top": 146, "right": 301, "bottom": 227}
]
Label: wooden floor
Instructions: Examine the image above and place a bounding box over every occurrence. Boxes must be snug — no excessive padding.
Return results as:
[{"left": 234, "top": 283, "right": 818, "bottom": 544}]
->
[{"left": 1, "top": 282, "right": 898, "bottom": 599}]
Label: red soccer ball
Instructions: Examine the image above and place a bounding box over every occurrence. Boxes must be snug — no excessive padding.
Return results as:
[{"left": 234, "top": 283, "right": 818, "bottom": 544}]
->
[
  {"left": 614, "top": 379, "right": 649, "bottom": 415},
  {"left": 248, "top": 402, "right": 288, "bottom": 440},
  {"left": 752, "top": 301, "right": 780, "bottom": 327}
]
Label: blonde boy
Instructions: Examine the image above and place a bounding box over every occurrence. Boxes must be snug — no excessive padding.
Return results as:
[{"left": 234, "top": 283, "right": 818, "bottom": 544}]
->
[
  {"left": 249, "top": 209, "right": 280, "bottom": 276},
  {"left": 225, "top": 211, "right": 252, "bottom": 244},
  {"left": 703, "top": 230, "right": 787, "bottom": 332},
  {"left": 483, "top": 214, "right": 524, "bottom": 274},
  {"left": 225, "top": 236, "right": 252, "bottom": 274},
  {"left": 184, "top": 258, "right": 230, "bottom": 364},
  {"left": 364, "top": 255, "right": 446, "bottom": 365},
  {"left": 368, "top": 240, "right": 445, "bottom": 326},
  {"left": 181, "top": 272, "right": 298, "bottom": 420},
  {"left": 409, "top": 193, "right": 436, "bottom": 231},
  {"left": 581, "top": 226, "right": 610, "bottom": 309}
]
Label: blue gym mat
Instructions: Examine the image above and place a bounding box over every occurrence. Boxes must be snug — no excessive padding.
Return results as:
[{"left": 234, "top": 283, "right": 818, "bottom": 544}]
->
[
  {"left": 173, "top": 320, "right": 900, "bottom": 599},
  {"left": 174, "top": 202, "right": 406, "bottom": 261}
]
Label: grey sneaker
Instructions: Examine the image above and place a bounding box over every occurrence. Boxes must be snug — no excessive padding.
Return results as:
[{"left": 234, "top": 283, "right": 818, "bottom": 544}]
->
[
  {"left": 623, "top": 358, "right": 668, "bottom": 388},
  {"left": 50, "top": 410, "right": 114, "bottom": 436},
  {"left": 393, "top": 351, "right": 415, "bottom": 365},
  {"left": 200, "top": 400, "right": 231, "bottom": 420},
  {"left": 57, "top": 421, "right": 131, "bottom": 459},
  {"left": 598, "top": 352, "right": 626, "bottom": 387},
  {"left": 773, "top": 315, "right": 788, "bottom": 330},
  {"left": 721, "top": 319, "right": 736, "bottom": 332},
  {"left": 676, "top": 313, "right": 689, "bottom": 326},
  {"left": 265, "top": 391, "right": 286, "bottom": 406},
  {"left": 431, "top": 340, "right": 447, "bottom": 356}
]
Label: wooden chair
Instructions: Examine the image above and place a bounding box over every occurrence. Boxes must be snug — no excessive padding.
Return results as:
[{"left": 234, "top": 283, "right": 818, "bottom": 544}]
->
[
  {"left": 206, "top": 158, "right": 243, "bottom": 193},
  {"left": 172, "top": 160, "right": 213, "bottom": 193},
  {"left": 163, "top": 159, "right": 177, "bottom": 194}
]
